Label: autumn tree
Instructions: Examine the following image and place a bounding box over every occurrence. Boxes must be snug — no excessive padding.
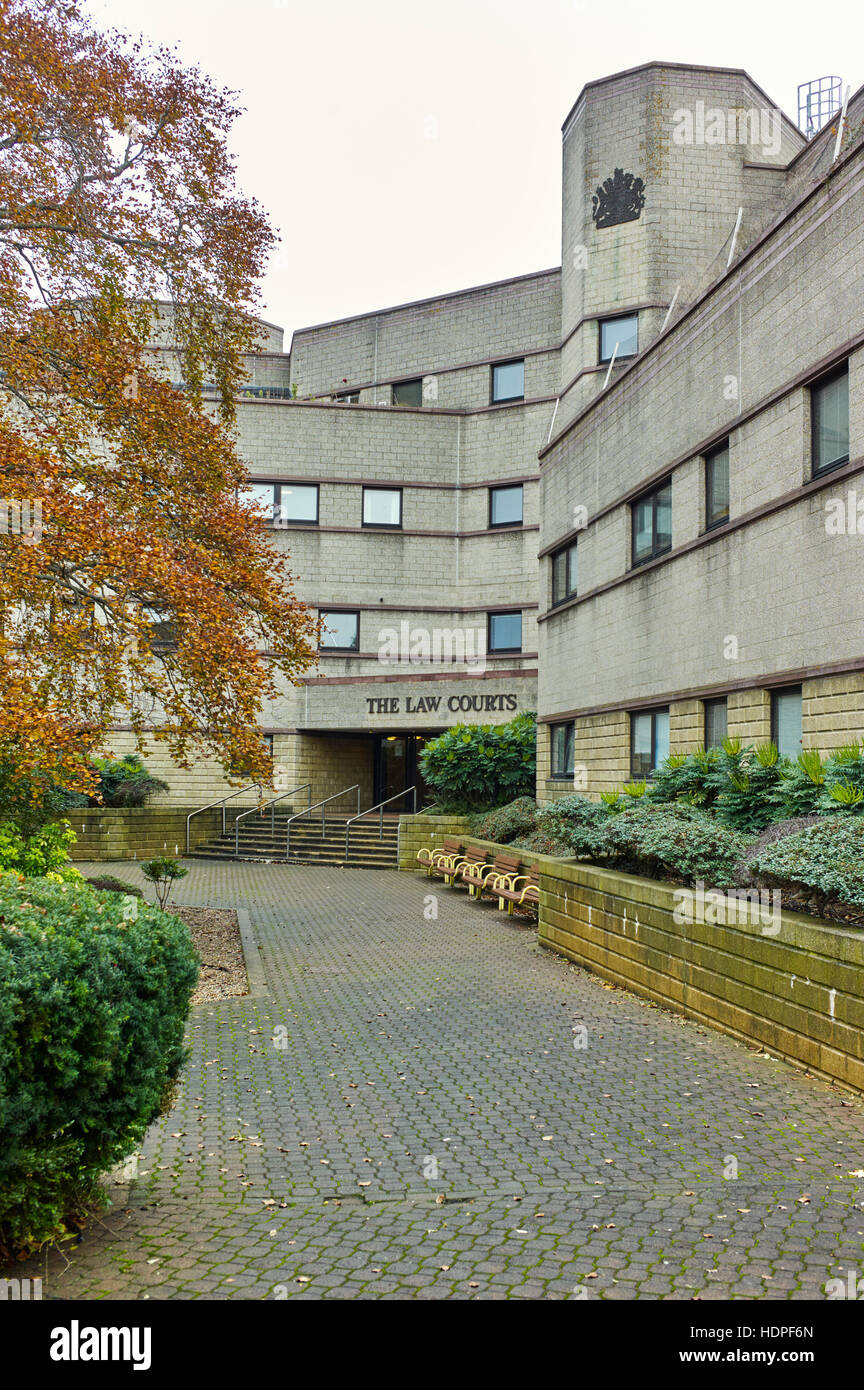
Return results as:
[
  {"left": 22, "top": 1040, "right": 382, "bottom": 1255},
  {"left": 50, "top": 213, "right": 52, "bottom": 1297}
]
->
[{"left": 0, "top": 0, "right": 319, "bottom": 806}]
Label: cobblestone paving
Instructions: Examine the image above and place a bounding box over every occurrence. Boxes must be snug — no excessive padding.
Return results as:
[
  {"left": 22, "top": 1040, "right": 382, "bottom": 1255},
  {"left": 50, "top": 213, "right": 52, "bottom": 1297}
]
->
[{"left": 13, "top": 861, "right": 864, "bottom": 1300}]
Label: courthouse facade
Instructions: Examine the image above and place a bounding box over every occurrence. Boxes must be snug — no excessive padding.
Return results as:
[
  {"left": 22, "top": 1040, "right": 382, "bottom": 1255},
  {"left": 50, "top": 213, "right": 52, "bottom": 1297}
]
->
[{"left": 120, "top": 60, "right": 864, "bottom": 813}]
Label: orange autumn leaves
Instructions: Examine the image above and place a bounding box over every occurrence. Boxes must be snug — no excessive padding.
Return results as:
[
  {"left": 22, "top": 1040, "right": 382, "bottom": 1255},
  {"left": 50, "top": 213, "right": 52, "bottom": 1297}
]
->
[{"left": 0, "top": 0, "right": 318, "bottom": 797}]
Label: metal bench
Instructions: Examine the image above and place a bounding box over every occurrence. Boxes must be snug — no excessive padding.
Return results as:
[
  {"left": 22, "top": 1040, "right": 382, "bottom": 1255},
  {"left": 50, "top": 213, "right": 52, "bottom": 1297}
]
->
[
  {"left": 462, "top": 850, "right": 522, "bottom": 899},
  {"left": 493, "top": 863, "right": 540, "bottom": 915},
  {"left": 452, "top": 845, "right": 490, "bottom": 890},
  {"left": 417, "top": 837, "right": 466, "bottom": 882}
]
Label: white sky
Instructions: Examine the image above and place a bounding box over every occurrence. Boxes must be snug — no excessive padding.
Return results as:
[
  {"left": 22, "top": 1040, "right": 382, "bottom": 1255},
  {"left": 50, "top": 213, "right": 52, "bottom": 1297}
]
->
[{"left": 89, "top": 0, "right": 863, "bottom": 339}]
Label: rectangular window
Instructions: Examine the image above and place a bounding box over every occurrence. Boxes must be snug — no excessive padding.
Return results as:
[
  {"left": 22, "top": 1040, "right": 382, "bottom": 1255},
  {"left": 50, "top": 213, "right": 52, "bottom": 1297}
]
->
[
  {"left": 771, "top": 686, "right": 803, "bottom": 760},
  {"left": 599, "top": 313, "right": 638, "bottom": 363},
  {"left": 319, "top": 610, "right": 359, "bottom": 651},
  {"left": 489, "top": 484, "right": 523, "bottom": 527},
  {"left": 631, "top": 478, "right": 672, "bottom": 566},
  {"left": 551, "top": 722, "right": 575, "bottom": 779},
  {"left": 491, "top": 359, "right": 524, "bottom": 403},
  {"left": 335, "top": 390, "right": 360, "bottom": 404},
  {"left": 362, "top": 487, "right": 402, "bottom": 528},
  {"left": 248, "top": 482, "right": 277, "bottom": 522},
  {"left": 630, "top": 708, "right": 670, "bottom": 779},
  {"left": 488, "top": 610, "right": 522, "bottom": 652},
  {"left": 811, "top": 365, "right": 849, "bottom": 476},
  {"left": 392, "top": 378, "right": 423, "bottom": 407},
  {"left": 705, "top": 441, "right": 730, "bottom": 529},
  {"left": 704, "top": 697, "right": 728, "bottom": 749},
  {"left": 551, "top": 541, "right": 578, "bottom": 605},
  {"left": 276, "top": 483, "right": 319, "bottom": 524}
]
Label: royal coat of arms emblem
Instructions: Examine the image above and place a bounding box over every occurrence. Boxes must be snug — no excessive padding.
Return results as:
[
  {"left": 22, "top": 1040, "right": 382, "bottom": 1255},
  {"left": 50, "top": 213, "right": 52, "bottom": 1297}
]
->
[{"left": 591, "top": 168, "right": 646, "bottom": 228}]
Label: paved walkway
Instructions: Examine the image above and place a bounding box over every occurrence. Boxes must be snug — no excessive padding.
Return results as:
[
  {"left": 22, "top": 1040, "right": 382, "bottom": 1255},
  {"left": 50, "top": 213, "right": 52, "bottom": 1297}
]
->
[{"left": 12, "top": 862, "right": 864, "bottom": 1300}]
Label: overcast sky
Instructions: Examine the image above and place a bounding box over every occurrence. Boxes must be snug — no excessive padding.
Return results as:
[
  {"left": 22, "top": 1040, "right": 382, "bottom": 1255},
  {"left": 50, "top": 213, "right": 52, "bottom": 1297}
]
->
[{"left": 90, "top": 0, "right": 862, "bottom": 339}]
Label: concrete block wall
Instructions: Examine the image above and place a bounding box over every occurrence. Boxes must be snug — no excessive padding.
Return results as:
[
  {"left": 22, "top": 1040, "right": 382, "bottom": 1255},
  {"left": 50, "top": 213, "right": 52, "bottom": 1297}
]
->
[{"left": 540, "top": 858, "right": 864, "bottom": 1093}]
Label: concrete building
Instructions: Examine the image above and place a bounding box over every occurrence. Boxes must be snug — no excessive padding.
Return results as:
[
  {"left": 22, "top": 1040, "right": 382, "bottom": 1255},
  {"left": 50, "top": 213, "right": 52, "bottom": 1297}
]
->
[{"left": 117, "top": 61, "right": 864, "bottom": 821}]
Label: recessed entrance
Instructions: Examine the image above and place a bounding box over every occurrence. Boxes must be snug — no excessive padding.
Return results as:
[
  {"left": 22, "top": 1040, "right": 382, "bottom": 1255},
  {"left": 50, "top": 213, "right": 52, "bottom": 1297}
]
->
[{"left": 373, "top": 733, "right": 436, "bottom": 808}]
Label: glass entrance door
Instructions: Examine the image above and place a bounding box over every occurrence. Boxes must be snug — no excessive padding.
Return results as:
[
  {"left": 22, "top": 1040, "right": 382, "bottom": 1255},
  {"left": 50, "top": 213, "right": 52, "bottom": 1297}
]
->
[{"left": 373, "top": 734, "right": 436, "bottom": 807}]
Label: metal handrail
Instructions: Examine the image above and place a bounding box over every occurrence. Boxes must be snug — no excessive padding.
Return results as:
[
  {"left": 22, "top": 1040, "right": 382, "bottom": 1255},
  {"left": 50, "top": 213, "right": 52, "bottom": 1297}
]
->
[
  {"left": 233, "top": 783, "right": 312, "bottom": 856},
  {"left": 344, "top": 786, "right": 417, "bottom": 860},
  {"left": 186, "top": 782, "right": 263, "bottom": 854},
  {"left": 286, "top": 784, "right": 360, "bottom": 859}
]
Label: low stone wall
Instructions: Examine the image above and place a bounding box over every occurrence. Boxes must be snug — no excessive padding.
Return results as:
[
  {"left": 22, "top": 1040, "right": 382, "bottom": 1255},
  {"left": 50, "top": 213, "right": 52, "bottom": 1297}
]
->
[
  {"left": 399, "top": 815, "right": 864, "bottom": 1093},
  {"left": 397, "top": 813, "right": 471, "bottom": 870},
  {"left": 540, "top": 860, "right": 864, "bottom": 1094},
  {"left": 65, "top": 807, "right": 223, "bottom": 861}
]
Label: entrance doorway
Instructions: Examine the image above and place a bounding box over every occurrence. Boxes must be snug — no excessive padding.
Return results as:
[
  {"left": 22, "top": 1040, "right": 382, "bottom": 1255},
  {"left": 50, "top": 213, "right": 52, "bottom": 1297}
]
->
[{"left": 373, "top": 733, "right": 436, "bottom": 808}]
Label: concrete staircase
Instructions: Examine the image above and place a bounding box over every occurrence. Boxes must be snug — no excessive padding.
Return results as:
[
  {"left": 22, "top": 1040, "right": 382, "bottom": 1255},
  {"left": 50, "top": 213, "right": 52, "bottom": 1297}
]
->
[{"left": 188, "top": 813, "right": 400, "bottom": 869}]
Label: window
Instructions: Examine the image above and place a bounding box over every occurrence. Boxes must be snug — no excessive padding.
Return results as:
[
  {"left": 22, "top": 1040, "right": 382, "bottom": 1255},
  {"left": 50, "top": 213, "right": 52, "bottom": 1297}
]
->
[
  {"left": 632, "top": 478, "right": 672, "bottom": 566},
  {"left": 489, "top": 484, "right": 523, "bottom": 528},
  {"left": 392, "top": 378, "right": 423, "bottom": 407},
  {"left": 335, "top": 390, "right": 360, "bottom": 404},
  {"left": 771, "top": 686, "right": 803, "bottom": 760},
  {"left": 362, "top": 487, "right": 402, "bottom": 528},
  {"left": 599, "top": 313, "right": 638, "bottom": 363},
  {"left": 319, "top": 610, "right": 359, "bottom": 651},
  {"left": 704, "top": 697, "right": 728, "bottom": 749},
  {"left": 491, "top": 359, "right": 524, "bottom": 403},
  {"left": 630, "top": 708, "right": 670, "bottom": 779},
  {"left": 488, "top": 610, "right": 522, "bottom": 652},
  {"left": 276, "top": 483, "right": 318, "bottom": 524},
  {"left": 248, "top": 482, "right": 319, "bottom": 525},
  {"left": 811, "top": 365, "right": 849, "bottom": 476},
  {"left": 248, "top": 482, "right": 277, "bottom": 521},
  {"left": 551, "top": 722, "right": 575, "bottom": 779},
  {"left": 551, "top": 540, "right": 578, "bottom": 605},
  {"left": 705, "top": 441, "right": 730, "bottom": 529}
]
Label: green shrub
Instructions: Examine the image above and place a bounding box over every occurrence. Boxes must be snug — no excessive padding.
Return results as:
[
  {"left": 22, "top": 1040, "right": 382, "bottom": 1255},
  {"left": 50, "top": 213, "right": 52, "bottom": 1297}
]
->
[
  {"left": 648, "top": 748, "right": 722, "bottom": 809},
  {"left": 0, "top": 818, "right": 76, "bottom": 876},
  {"left": 0, "top": 872, "right": 198, "bottom": 1258},
  {"left": 468, "top": 796, "right": 537, "bottom": 844},
  {"left": 711, "top": 740, "right": 787, "bottom": 835},
  {"left": 418, "top": 712, "right": 536, "bottom": 812},
  {"left": 533, "top": 794, "right": 609, "bottom": 857},
  {"left": 819, "top": 742, "right": 864, "bottom": 815},
  {"left": 140, "top": 857, "right": 188, "bottom": 910},
  {"left": 770, "top": 749, "right": 826, "bottom": 819},
  {"left": 598, "top": 803, "right": 748, "bottom": 888},
  {"left": 750, "top": 816, "right": 864, "bottom": 911},
  {"left": 86, "top": 875, "right": 144, "bottom": 898}
]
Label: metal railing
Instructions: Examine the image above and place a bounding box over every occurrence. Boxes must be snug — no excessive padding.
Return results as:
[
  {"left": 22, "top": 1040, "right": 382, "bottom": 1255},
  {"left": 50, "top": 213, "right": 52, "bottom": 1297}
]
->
[
  {"left": 186, "top": 782, "right": 264, "bottom": 854},
  {"left": 285, "top": 785, "right": 360, "bottom": 860},
  {"left": 233, "top": 784, "right": 312, "bottom": 857},
  {"left": 344, "top": 786, "right": 417, "bottom": 860}
]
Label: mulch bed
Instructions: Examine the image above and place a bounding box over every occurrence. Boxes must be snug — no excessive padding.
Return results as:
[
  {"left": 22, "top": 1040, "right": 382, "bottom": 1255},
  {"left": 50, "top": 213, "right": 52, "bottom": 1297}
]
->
[{"left": 170, "top": 906, "right": 249, "bottom": 1004}]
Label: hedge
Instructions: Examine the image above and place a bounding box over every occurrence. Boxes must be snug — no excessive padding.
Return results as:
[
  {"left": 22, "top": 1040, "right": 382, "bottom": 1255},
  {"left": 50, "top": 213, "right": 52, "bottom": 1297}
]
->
[{"left": 0, "top": 872, "right": 198, "bottom": 1258}]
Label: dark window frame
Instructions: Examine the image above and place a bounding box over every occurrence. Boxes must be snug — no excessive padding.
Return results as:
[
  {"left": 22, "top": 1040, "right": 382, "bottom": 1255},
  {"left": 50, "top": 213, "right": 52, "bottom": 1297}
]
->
[
  {"left": 551, "top": 540, "right": 579, "bottom": 606},
  {"left": 810, "top": 363, "right": 850, "bottom": 478},
  {"left": 631, "top": 477, "right": 672, "bottom": 568},
  {"left": 487, "top": 609, "right": 523, "bottom": 654},
  {"left": 630, "top": 707, "right": 670, "bottom": 780},
  {"left": 488, "top": 483, "right": 524, "bottom": 529},
  {"left": 247, "top": 480, "right": 320, "bottom": 526},
  {"left": 770, "top": 685, "right": 803, "bottom": 757},
  {"left": 318, "top": 608, "right": 360, "bottom": 653},
  {"left": 490, "top": 359, "right": 525, "bottom": 404},
  {"left": 550, "top": 721, "right": 575, "bottom": 780},
  {"left": 362, "top": 486, "right": 403, "bottom": 530},
  {"left": 704, "top": 440, "right": 730, "bottom": 531},
  {"left": 391, "top": 378, "right": 423, "bottom": 407},
  {"left": 598, "top": 312, "right": 639, "bottom": 364},
  {"left": 703, "top": 696, "right": 728, "bottom": 749}
]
